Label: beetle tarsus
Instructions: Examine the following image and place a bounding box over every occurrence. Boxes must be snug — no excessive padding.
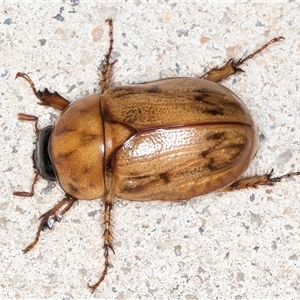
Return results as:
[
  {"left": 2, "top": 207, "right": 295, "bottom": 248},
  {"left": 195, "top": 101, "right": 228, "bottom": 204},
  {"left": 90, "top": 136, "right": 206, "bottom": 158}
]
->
[
  {"left": 267, "top": 169, "right": 300, "bottom": 184},
  {"left": 234, "top": 36, "right": 285, "bottom": 68},
  {"left": 22, "top": 229, "right": 41, "bottom": 254},
  {"left": 88, "top": 196, "right": 114, "bottom": 293},
  {"left": 87, "top": 260, "right": 110, "bottom": 293},
  {"left": 100, "top": 18, "right": 117, "bottom": 94},
  {"left": 22, "top": 195, "right": 78, "bottom": 253},
  {"left": 222, "top": 169, "right": 300, "bottom": 192},
  {"left": 16, "top": 72, "right": 40, "bottom": 98},
  {"left": 200, "top": 36, "right": 284, "bottom": 82}
]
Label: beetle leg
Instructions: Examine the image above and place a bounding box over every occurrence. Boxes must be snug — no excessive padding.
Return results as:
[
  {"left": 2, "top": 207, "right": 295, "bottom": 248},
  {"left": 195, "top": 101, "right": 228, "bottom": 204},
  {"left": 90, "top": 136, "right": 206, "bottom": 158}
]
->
[
  {"left": 88, "top": 189, "right": 115, "bottom": 293},
  {"left": 199, "top": 36, "right": 284, "bottom": 82},
  {"left": 221, "top": 169, "right": 300, "bottom": 192},
  {"left": 14, "top": 171, "right": 39, "bottom": 197},
  {"left": 22, "top": 195, "right": 78, "bottom": 253},
  {"left": 17, "top": 113, "right": 40, "bottom": 136},
  {"left": 16, "top": 72, "right": 70, "bottom": 110},
  {"left": 13, "top": 115, "right": 40, "bottom": 196},
  {"left": 100, "top": 18, "right": 117, "bottom": 94}
]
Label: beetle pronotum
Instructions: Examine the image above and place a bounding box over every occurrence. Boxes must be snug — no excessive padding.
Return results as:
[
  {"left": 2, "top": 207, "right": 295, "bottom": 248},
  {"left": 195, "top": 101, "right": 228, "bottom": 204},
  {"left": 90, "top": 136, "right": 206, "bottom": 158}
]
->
[{"left": 14, "top": 19, "right": 299, "bottom": 292}]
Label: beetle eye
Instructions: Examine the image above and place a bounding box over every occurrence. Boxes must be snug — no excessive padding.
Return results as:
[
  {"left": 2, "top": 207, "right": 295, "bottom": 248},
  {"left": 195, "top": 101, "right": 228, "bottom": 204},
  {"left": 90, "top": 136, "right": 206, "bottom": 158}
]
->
[{"left": 33, "top": 125, "right": 56, "bottom": 182}]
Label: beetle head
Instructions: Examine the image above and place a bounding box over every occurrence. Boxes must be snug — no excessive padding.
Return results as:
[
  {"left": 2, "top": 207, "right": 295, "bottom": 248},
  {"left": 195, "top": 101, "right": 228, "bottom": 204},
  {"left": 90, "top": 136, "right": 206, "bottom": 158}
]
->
[{"left": 32, "top": 125, "right": 57, "bottom": 182}]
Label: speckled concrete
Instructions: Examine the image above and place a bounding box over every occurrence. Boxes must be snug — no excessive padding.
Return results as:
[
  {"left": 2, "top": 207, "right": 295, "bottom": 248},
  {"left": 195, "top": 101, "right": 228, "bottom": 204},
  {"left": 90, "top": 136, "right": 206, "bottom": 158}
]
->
[{"left": 1, "top": 2, "right": 300, "bottom": 299}]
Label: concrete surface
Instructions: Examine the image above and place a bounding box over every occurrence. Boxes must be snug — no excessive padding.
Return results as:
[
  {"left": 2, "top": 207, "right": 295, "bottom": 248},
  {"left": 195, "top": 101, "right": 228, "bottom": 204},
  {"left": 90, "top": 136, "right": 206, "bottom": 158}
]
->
[{"left": 1, "top": 1, "right": 300, "bottom": 299}]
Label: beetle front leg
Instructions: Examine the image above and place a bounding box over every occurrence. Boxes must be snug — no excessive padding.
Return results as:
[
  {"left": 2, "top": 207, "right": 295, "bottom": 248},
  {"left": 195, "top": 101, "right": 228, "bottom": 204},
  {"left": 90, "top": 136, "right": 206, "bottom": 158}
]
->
[
  {"left": 199, "top": 37, "right": 284, "bottom": 82},
  {"left": 100, "top": 18, "right": 117, "bottom": 94},
  {"left": 221, "top": 169, "right": 300, "bottom": 192},
  {"left": 16, "top": 72, "right": 70, "bottom": 110},
  {"left": 23, "top": 195, "right": 78, "bottom": 253},
  {"left": 88, "top": 187, "right": 115, "bottom": 293},
  {"left": 14, "top": 171, "right": 39, "bottom": 197}
]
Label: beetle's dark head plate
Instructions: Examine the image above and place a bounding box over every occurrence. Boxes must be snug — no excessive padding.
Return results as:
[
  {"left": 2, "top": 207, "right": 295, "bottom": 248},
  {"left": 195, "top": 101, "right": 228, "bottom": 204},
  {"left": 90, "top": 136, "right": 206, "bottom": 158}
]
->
[{"left": 32, "top": 125, "right": 56, "bottom": 181}]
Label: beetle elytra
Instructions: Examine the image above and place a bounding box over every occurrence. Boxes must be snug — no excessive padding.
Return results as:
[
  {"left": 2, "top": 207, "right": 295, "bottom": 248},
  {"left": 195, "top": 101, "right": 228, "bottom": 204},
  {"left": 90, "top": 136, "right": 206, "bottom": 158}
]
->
[{"left": 14, "top": 19, "right": 299, "bottom": 292}]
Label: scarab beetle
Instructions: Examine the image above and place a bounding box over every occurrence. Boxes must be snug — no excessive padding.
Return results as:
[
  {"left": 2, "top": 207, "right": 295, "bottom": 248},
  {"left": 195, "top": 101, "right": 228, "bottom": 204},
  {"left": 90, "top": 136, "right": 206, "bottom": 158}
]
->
[{"left": 14, "top": 19, "right": 299, "bottom": 292}]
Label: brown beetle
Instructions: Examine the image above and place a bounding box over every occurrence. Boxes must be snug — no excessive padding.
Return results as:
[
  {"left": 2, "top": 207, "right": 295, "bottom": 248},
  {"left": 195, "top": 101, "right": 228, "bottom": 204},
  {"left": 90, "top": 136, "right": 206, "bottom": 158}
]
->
[{"left": 14, "top": 19, "right": 299, "bottom": 292}]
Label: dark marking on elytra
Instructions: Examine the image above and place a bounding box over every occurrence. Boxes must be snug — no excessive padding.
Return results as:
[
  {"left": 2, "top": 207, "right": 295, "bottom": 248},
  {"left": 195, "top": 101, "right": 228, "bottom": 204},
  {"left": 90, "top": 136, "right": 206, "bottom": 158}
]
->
[
  {"left": 201, "top": 142, "right": 246, "bottom": 158},
  {"left": 102, "top": 107, "right": 114, "bottom": 123},
  {"left": 194, "top": 93, "right": 210, "bottom": 101},
  {"left": 123, "top": 107, "right": 142, "bottom": 124},
  {"left": 159, "top": 172, "right": 170, "bottom": 183},
  {"left": 206, "top": 132, "right": 225, "bottom": 140},
  {"left": 201, "top": 147, "right": 214, "bottom": 158},
  {"left": 193, "top": 94, "right": 212, "bottom": 105},
  {"left": 207, "top": 157, "right": 234, "bottom": 172},
  {"left": 206, "top": 157, "right": 218, "bottom": 171},
  {"left": 193, "top": 88, "right": 212, "bottom": 94},
  {"left": 203, "top": 109, "right": 224, "bottom": 116},
  {"left": 111, "top": 87, "right": 139, "bottom": 98},
  {"left": 146, "top": 86, "right": 160, "bottom": 93}
]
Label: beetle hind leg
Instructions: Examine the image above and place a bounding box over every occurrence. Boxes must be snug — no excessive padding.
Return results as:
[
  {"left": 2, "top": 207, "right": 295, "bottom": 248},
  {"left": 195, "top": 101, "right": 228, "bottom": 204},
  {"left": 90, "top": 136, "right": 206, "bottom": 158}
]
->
[
  {"left": 221, "top": 169, "right": 300, "bottom": 192},
  {"left": 22, "top": 195, "right": 78, "bottom": 253},
  {"left": 88, "top": 191, "right": 114, "bottom": 293},
  {"left": 100, "top": 18, "right": 117, "bottom": 94},
  {"left": 16, "top": 72, "right": 70, "bottom": 110},
  {"left": 199, "top": 36, "right": 284, "bottom": 82}
]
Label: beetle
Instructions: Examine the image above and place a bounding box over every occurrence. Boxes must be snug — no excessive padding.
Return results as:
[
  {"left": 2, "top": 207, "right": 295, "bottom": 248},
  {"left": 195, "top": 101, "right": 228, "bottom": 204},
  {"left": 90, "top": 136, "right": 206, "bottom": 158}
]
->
[{"left": 14, "top": 19, "right": 299, "bottom": 292}]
